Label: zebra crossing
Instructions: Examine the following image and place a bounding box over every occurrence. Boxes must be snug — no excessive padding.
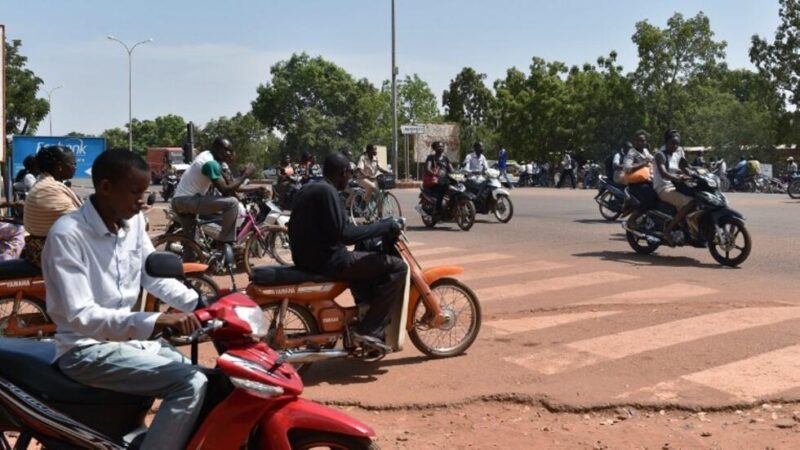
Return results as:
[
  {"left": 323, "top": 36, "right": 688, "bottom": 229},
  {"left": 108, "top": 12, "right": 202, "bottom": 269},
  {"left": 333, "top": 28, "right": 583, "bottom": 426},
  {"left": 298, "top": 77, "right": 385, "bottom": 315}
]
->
[{"left": 410, "top": 239, "right": 800, "bottom": 405}]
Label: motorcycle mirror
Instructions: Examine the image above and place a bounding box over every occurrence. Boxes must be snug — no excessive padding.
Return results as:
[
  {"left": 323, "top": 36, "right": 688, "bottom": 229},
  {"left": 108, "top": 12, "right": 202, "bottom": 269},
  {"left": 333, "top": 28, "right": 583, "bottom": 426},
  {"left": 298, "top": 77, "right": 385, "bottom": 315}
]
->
[{"left": 145, "top": 252, "right": 185, "bottom": 279}]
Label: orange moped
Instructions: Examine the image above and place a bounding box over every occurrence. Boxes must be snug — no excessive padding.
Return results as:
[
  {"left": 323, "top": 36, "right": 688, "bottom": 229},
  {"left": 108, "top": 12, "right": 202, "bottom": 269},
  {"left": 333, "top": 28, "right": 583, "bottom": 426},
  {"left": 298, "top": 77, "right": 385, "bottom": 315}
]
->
[{"left": 245, "top": 228, "right": 482, "bottom": 372}]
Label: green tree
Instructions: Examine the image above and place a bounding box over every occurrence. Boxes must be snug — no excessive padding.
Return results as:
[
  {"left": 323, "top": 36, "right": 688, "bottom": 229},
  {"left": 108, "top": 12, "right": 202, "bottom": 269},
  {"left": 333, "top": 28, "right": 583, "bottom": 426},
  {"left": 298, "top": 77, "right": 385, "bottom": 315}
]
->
[
  {"left": 251, "top": 53, "right": 377, "bottom": 158},
  {"left": 398, "top": 74, "right": 440, "bottom": 124},
  {"left": 631, "top": 12, "right": 727, "bottom": 133},
  {"left": 130, "top": 114, "right": 188, "bottom": 154},
  {"left": 100, "top": 127, "right": 128, "bottom": 150},
  {"left": 199, "top": 112, "right": 280, "bottom": 170},
  {"left": 4, "top": 39, "right": 49, "bottom": 135},
  {"left": 442, "top": 67, "right": 496, "bottom": 154}
]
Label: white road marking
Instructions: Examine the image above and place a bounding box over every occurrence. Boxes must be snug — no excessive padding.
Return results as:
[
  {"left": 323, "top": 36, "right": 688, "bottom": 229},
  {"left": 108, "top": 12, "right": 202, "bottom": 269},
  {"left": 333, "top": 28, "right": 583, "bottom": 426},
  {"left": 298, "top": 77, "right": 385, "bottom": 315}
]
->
[
  {"left": 575, "top": 283, "right": 718, "bottom": 306},
  {"left": 406, "top": 241, "right": 427, "bottom": 248},
  {"left": 476, "top": 271, "right": 638, "bottom": 303},
  {"left": 419, "top": 252, "right": 512, "bottom": 267},
  {"left": 460, "top": 261, "right": 569, "bottom": 282},
  {"left": 487, "top": 310, "right": 623, "bottom": 335},
  {"left": 410, "top": 247, "right": 463, "bottom": 257},
  {"left": 507, "top": 307, "right": 800, "bottom": 375}
]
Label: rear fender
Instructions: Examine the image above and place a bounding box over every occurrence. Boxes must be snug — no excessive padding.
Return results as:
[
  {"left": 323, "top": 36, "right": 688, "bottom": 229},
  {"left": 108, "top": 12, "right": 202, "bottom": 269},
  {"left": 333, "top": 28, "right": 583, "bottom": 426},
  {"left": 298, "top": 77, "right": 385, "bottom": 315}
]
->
[
  {"left": 183, "top": 263, "right": 209, "bottom": 274},
  {"left": 259, "top": 398, "right": 375, "bottom": 450},
  {"left": 407, "top": 267, "right": 464, "bottom": 329}
]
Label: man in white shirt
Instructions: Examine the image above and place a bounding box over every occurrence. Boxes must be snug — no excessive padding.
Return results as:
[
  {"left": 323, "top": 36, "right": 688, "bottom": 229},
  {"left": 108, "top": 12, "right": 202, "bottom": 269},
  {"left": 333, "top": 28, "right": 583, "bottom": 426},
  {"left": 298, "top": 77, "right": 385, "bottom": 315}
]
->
[
  {"left": 463, "top": 142, "right": 489, "bottom": 173},
  {"left": 172, "top": 137, "right": 258, "bottom": 245},
  {"left": 355, "top": 144, "right": 390, "bottom": 204},
  {"left": 44, "top": 149, "right": 205, "bottom": 450}
]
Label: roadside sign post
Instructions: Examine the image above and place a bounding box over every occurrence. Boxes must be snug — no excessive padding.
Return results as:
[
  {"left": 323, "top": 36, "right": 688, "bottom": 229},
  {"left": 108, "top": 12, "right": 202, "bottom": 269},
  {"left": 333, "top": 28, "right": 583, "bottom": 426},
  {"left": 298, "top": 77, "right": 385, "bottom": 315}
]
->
[{"left": 401, "top": 125, "right": 425, "bottom": 180}]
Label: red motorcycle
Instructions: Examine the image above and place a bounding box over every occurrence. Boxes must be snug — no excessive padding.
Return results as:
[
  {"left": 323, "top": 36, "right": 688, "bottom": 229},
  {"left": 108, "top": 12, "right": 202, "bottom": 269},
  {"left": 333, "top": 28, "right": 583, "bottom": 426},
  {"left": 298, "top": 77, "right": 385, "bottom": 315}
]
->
[{"left": 0, "top": 252, "right": 378, "bottom": 450}]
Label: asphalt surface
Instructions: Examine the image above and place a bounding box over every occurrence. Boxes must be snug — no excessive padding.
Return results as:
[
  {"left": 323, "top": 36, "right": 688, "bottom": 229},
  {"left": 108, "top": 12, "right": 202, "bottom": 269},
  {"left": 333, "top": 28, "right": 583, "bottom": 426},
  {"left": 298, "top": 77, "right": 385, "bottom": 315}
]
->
[{"left": 285, "top": 188, "right": 800, "bottom": 411}]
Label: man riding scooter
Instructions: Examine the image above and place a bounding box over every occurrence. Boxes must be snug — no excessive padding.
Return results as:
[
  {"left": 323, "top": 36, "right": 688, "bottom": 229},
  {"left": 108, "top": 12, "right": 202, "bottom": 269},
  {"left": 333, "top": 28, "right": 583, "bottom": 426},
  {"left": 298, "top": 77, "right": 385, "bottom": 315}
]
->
[
  {"left": 289, "top": 152, "right": 406, "bottom": 350},
  {"left": 464, "top": 142, "right": 490, "bottom": 174}
]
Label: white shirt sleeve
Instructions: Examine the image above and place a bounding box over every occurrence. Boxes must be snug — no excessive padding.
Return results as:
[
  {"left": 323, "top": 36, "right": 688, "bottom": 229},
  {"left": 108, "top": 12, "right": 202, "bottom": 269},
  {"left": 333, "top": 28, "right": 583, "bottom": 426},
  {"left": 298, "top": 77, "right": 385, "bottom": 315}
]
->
[
  {"left": 480, "top": 155, "right": 489, "bottom": 172},
  {"left": 43, "top": 230, "right": 161, "bottom": 342}
]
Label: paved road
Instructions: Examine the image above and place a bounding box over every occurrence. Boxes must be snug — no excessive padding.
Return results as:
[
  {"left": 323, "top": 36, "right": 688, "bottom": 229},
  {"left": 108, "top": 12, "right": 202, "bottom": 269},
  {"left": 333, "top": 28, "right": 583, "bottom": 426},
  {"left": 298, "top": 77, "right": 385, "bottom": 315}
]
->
[{"left": 291, "top": 188, "right": 800, "bottom": 412}]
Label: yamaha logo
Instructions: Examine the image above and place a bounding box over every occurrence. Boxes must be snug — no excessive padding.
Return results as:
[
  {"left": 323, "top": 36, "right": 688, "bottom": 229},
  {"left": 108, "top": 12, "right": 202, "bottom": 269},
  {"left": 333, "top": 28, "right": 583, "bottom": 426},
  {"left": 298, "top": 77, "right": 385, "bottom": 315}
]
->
[{"left": 1, "top": 280, "right": 31, "bottom": 288}]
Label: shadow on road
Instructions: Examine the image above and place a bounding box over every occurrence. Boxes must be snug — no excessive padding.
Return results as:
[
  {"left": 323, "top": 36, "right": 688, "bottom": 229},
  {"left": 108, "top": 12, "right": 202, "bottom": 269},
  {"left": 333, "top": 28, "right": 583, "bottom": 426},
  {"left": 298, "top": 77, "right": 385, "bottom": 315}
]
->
[
  {"left": 572, "top": 250, "right": 730, "bottom": 269},
  {"left": 301, "top": 355, "right": 429, "bottom": 386},
  {"left": 573, "top": 219, "right": 617, "bottom": 225},
  {"left": 406, "top": 225, "right": 462, "bottom": 233}
]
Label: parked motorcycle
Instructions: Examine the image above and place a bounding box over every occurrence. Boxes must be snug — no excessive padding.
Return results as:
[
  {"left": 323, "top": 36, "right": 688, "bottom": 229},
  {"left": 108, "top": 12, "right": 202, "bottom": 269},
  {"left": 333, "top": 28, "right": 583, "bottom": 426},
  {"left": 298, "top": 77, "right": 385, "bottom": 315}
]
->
[
  {"left": 787, "top": 174, "right": 800, "bottom": 199},
  {"left": 416, "top": 173, "right": 477, "bottom": 231},
  {"left": 0, "top": 253, "right": 377, "bottom": 450},
  {"left": 623, "top": 168, "right": 752, "bottom": 267},
  {"left": 246, "top": 219, "right": 482, "bottom": 374},
  {"left": 464, "top": 169, "right": 514, "bottom": 223},
  {"left": 594, "top": 175, "right": 629, "bottom": 221}
]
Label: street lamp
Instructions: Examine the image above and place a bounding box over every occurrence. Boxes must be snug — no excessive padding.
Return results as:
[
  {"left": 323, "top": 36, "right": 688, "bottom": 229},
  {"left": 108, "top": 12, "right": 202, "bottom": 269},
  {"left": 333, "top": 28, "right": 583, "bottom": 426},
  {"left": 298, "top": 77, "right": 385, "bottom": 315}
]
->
[
  {"left": 107, "top": 35, "right": 153, "bottom": 151},
  {"left": 390, "top": 0, "right": 398, "bottom": 177},
  {"left": 44, "top": 85, "right": 63, "bottom": 136}
]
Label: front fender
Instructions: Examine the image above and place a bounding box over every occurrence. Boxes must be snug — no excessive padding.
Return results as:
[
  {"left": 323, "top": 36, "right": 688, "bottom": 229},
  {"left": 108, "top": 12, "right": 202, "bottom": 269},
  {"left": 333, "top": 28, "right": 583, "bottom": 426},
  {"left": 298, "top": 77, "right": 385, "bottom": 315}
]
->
[
  {"left": 259, "top": 398, "right": 375, "bottom": 450},
  {"left": 183, "top": 263, "right": 209, "bottom": 274},
  {"left": 491, "top": 188, "right": 510, "bottom": 199},
  {"left": 407, "top": 268, "right": 464, "bottom": 329},
  {"left": 710, "top": 206, "right": 745, "bottom": 223}
]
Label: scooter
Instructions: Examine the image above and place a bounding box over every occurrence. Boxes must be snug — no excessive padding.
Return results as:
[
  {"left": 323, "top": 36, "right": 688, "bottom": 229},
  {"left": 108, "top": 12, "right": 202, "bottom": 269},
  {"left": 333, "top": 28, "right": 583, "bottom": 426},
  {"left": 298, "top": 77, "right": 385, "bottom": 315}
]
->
[
  {"left": 245, "top": 219, "right": 482, "bottom": 374},
  {"left": 595, "top": 175, "right": 629, "bottom": 221},
  {"left": 161, "top": 172, "right": 179, "bottom": 202},
  {"left": 416, "top": 173, "right": 477, "bottom": 231},
  {"left": 0, "top": 252, "right": 377, "bottom": 450},
  {"left": 464, "top": 169, "right": 514, "bottom": 223},
  {"left": 623, "top": 168, "right": 752, "bottom": 267}
]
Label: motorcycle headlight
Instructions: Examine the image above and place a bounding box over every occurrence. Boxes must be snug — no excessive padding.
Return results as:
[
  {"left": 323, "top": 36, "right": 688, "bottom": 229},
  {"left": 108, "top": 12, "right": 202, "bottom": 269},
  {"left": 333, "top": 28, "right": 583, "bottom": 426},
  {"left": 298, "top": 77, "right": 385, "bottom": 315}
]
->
[
  {"left": 706, "top": 176, "right": 718, "bottom": 189},
  {"left": 234, "top": 306, "right": 270, "bottom": 338}
]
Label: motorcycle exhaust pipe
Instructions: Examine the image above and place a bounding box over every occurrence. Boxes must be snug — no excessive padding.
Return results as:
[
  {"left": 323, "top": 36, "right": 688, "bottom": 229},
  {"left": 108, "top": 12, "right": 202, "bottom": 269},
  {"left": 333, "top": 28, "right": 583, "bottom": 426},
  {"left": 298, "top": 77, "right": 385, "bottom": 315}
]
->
[
  {"left": 622, "top": 223, "right": 661, "bottom": 245},
  {"left": 282, "top": 349, "right": 349, "bottom": 364}
]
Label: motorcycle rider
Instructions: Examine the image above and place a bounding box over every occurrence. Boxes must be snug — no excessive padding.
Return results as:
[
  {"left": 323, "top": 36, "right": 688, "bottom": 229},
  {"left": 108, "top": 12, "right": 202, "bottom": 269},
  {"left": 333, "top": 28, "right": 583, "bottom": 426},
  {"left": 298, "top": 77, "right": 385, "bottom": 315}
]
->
[
  {"left": 44, "top": 149, "right": 205, "bottom": 450},
  {"left": 355, "top": 144, "right": 391, "bottom": 205},
  {"left": 611, "top": 143, "right": 630, "bottom": 186},
  {"left": 464, "top": 141, "right": 490, "bottom": 173},
  {"left": 171, "top": 137, "right": 259, "bottom": 247},
  {"left": 423, "top": 141, "right": 455, "bottom": 217},
  {"left": 288, "top": 152, "right": 406, "bottom": 349},
  {"left": 624, "top": 129, "right": 656, "bottom": 231},
  {"left": 787, "top": 157, "right": 798, "bottom": 180},
  {"left": 654, "top": 129, "right": 696, "bottom": 244}
]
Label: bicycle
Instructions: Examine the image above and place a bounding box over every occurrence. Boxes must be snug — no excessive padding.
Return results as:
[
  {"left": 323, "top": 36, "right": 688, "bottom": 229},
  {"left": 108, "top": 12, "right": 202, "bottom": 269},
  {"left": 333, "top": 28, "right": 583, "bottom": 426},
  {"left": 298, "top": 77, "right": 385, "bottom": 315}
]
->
[
  {"left": 348, "top": 174, "right": 402, "bottom": 224},
  {"left": 152, "top": 192, "right": 292, "bottom": 276}
]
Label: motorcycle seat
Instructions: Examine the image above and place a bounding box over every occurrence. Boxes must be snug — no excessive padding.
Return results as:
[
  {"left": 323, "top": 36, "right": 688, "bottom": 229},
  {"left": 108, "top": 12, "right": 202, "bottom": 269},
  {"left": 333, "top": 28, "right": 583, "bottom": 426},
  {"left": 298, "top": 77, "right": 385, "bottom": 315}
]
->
[
  {"left": 250, "top": 266, "right": 335, "bottom": 286},
  {"left": 0, "top": 338, "right": 150, "bottom": 406},
  {"left": 0, "top": 259, "right": 41, "bottom": 281}
]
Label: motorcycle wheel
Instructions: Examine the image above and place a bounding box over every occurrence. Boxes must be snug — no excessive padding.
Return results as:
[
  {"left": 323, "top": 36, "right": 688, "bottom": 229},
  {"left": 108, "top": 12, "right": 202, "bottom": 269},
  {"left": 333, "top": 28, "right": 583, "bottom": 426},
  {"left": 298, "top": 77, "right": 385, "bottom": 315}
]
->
[
  {"left": 289, "top": 431, "right": 379, "bottom": 450},
  {"left": 598, "top": 191, "right": 622, "bottom": 221},
  {"left": 788, "top": 180, "right": 800, "bottom": 199},
  {"left": 708, "top": 216, "right": 751, "bottom": 267},
  {"left": 185, "top": 273, "right": 220, "bottom": 300},
  {"left": 421, "top": 204, "right": 437, "bottom": 228},
  {"left": 160, "top": 186, "right": 172, "bottom": 202},
  {"left": 626, "top": 231, "right": 660, "bottom": 255},
  {"left": 261, "top": 303, "right": 320, "bottom": 376},
  {"left": 492, "top": 194, "right": 514, "bottom": 223},
  {"left": 268, "top": 229, "right": 293, "bottom": 266},
  {"left": 743, "top": 180, "right": 757, "bottom": 193},
  {"left": 409, "top": 278, "right": 481, "bottom": 358},
  {"left": 455, "top": 199, "right": 476, "bottom": 231},
  {"left": 0, "top": 296, "right": 52, "bottom": 337}
]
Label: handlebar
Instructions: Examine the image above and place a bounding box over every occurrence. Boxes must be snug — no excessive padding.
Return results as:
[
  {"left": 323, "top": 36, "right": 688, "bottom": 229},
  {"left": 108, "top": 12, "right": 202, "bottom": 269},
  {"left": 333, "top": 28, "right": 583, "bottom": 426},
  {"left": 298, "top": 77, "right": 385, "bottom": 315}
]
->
[{"left": 162, "top": 318, "right": 225, "bottom": 344}]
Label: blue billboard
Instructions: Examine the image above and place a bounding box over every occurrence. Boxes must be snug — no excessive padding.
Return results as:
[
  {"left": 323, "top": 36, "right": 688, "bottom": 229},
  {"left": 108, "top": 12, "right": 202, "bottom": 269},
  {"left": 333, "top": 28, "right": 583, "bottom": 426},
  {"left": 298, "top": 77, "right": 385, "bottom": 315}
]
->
[{"left": 12, "top": 136, "right": 106, "bottom": 179}]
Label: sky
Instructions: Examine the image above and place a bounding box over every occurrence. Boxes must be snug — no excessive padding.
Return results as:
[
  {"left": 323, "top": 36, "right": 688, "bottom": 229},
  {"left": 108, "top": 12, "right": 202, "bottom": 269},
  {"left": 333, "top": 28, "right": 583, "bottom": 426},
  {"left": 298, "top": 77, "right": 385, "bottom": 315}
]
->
[{"left": 1, "top": 0, "right": 783, "bottom": 136}]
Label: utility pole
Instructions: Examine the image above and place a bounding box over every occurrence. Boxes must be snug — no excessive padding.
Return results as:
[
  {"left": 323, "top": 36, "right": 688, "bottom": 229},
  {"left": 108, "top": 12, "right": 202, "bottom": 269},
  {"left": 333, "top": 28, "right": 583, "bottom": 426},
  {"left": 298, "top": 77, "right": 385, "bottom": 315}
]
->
[
  {"left": 107, "top": 35, "right": 153, "bottom": 152},
  {"left": 391, "top": 0, "right": 398, "bottom": 177},
  {"left": 44, "top": 85, "right": 63, "bottom": 136}
]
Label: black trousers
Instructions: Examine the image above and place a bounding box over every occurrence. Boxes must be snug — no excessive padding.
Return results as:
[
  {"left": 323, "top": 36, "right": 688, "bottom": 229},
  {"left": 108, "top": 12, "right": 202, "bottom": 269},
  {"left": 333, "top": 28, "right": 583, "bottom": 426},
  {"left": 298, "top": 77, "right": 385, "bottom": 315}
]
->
[
  {"left": 324, "top": 251, "right": 407, "bottom": 337},
  {"left": 558, "top": 169, "right": 575, "bottom": 188}
]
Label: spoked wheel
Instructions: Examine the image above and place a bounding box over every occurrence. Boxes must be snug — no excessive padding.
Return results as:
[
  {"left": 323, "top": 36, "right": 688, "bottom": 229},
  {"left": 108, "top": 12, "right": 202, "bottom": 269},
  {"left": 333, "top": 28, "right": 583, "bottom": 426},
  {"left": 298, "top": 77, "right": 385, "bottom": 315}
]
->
[
  {"left": 455, "top": 199, "right": 476, "bottom": 231},
  {"left": 378, "top": 192, "right": 402, "bottom": 220},
  {"left": 268, "top": 230, "right": 293, "bottom": 266},
  {"left": 261, "top": 303, "right": 319, "bottom": 375},
  {"left": 289, "top": 431, "right": 379, "bottom": 450},
  {"left": 598, "top": 191, "right": 622, "bottom": 221},
  {"left": 709, "top": 216, "right": 751, "bottom": 267},
  {"left": 152, "top": 234, "right": 207, "bottom": 264},
  {"left": 625, "top": 230, "right": 660, "bottom": 255},
  {"left": 743, "top": 180, "right": 757, "bottom": 193},
  {"left": 349, "top": 191, "right": 369, "bottom": 225},
  {"left": 408, "top": 278, "right": 481, "bottom": 358},
  {"left": 788, "top": 180, "right": 800, "bottom": 199},
  {"left": 0, "top": 296, "right": 52, "bottom": 338},
  {"left": 492, "top": 194, "right": 514, "bottom": 223},
  {"left": 184, "top": 273, "right": 220, "bottom": 300}
]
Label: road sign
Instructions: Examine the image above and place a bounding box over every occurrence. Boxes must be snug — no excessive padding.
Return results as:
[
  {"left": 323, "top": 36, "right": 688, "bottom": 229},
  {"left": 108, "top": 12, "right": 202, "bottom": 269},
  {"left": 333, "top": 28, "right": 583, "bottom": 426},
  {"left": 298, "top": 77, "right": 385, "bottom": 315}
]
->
[
  {"left": 400, "top": 124, "right": 426, "bottom": 135},
  {"left": 12, "top": 136, "right": 106, "bottom": 179}
]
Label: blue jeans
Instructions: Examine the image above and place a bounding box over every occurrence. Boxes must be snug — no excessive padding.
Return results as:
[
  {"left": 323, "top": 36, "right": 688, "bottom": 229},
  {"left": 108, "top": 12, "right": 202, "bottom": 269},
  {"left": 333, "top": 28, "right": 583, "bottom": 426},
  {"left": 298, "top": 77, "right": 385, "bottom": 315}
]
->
[
  {"left": 58, "top": 341, "right": 208, "bottom": 450},
  {"left": 499, "top": 169, "right": 514, "bottom": 189}
]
